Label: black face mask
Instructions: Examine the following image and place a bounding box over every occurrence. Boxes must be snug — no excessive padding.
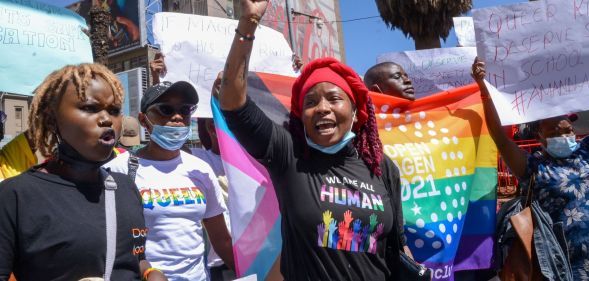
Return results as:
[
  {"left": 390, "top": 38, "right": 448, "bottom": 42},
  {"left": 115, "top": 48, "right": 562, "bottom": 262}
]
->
[{"left": 57, "top": 141, "right": 113, "bottom": 170}]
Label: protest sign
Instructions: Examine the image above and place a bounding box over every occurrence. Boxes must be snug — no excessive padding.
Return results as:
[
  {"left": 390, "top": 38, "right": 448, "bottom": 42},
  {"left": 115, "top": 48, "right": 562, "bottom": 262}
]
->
[
  {"left": 0, "top": 0, "right": 93, "bottom": 95},
  {"left": 213, "top": 72, "right": 497, "bottom": 281},
  {"left": 377, "top": 47, "right": 477, "bottom": 98},
  {"left": 453, "top": 17, "right": 476, "bottom": 47},
  {"left": 153, "top": 12, "right": 296, "bottom": 118},
  {"left": 473, "top": 0, "right": 589, "bottom": 125}
]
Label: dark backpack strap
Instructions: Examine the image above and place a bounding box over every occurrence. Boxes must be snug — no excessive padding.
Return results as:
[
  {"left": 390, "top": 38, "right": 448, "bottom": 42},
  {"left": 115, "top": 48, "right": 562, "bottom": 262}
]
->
[{"left": 127, "top": 149, "right": 140, "bottom": 182}]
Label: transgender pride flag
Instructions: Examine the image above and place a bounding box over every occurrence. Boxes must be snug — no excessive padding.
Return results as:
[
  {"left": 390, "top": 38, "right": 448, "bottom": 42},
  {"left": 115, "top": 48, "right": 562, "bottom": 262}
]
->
[
  {"left": 211, "top": 97, "right": 282, "bottom": 280},
  {"left": 213, "top": 73, "right": 497, "bottom": 281}
]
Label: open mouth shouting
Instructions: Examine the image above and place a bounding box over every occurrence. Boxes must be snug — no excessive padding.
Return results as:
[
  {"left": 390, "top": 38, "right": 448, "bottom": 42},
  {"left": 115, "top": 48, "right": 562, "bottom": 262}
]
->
[
  {"left": 315, "top": 119, "right": 337, "bottom": 135},
  {"left": 98, "top": 129, "right": 116, "bottom": 147}
]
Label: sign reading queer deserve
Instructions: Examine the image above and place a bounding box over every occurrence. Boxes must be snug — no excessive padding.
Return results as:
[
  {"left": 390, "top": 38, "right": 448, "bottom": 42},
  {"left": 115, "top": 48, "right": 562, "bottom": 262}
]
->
[
  {"left": 153, "top": 12, "right": 297, "bottom": 118},
  {"left": 473, "top": 0, "right": 589, "bottom": 125},
  {"left": 0, "top": 0, "right": 93, "bottom": 95},
  {"left": 453, "top": 17, "right": 476, "bottom": 47},
  {"left": 377, "top": 47, "right": 477, "bottom": 98}
]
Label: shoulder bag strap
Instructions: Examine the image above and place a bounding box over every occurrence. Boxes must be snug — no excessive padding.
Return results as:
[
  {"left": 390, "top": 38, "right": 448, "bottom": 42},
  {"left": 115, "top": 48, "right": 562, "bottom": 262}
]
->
[
  {"left": 127, "top": 150, "right": 140, "bottom": 182},
  {"left": 524, "top": 174, "right": 535, "bottom": 208},
  {"left": 101, "top": 168, "right": 118, "bottom": 281}
]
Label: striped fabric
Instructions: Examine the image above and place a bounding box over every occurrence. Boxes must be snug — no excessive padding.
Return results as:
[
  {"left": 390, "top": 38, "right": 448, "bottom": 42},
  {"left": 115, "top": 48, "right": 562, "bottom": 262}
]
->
[{"left": 213, "top": 73, "right": 497, "bottom": 281}]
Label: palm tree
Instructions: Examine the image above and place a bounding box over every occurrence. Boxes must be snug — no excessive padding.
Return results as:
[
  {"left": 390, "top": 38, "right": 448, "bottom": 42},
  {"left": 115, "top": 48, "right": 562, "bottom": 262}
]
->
[
  {"left": 375, "top": 0, "right": 472, "bottom": 50},
  {"left": 89, "top": 4, "right": 111, "bottom": 65}
]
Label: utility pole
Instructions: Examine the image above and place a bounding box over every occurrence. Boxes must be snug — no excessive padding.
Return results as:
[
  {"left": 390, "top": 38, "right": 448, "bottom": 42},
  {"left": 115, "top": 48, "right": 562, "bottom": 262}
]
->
[{"left": 284, "top": 0, "right": 297, "bottom": 55}]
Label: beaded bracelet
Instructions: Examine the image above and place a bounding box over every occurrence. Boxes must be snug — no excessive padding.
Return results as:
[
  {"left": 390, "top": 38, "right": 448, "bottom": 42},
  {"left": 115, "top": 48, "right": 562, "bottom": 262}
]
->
[
  {"left": 235, "top": 29, "right": 255, "bottom": 42},
  {"left": 143, "top": 268, "right": 163, "bottom": 281}
]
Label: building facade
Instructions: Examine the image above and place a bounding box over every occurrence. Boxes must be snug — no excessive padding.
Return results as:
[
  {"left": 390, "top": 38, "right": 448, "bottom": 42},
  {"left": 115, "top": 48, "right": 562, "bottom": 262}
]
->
[{"left": 0, "top": 0, "right": 346, "bottom": 147}]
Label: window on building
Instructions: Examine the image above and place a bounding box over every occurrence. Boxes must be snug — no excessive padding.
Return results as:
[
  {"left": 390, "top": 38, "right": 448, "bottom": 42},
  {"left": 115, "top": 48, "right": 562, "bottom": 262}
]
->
[
  {"left": 110, "top": 62, "right": 124, "bottom": 73},
  {"left": 14, "top": 106, "right": 23, "bottom": 134},
  {"left": 130, "top": 56, "right": 147, "bottom": 69}
]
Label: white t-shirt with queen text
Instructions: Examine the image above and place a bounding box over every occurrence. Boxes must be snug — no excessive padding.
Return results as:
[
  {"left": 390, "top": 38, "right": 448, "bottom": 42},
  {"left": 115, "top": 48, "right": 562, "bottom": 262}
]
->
[{"left": 105, "top": 151, "right": 226, "bottom": 281}]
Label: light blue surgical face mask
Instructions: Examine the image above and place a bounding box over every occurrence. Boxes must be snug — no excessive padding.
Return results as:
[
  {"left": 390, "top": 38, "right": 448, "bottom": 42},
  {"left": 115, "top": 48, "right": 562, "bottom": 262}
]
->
[
  {"left": 304, "top": 113, "right": 356, "bottom": 154},
  {"left": 543, "top": 135, "right": 578, "bottom": 158},
  {"left": 146, "top": 117, "right": 190, "bottom": 151}
]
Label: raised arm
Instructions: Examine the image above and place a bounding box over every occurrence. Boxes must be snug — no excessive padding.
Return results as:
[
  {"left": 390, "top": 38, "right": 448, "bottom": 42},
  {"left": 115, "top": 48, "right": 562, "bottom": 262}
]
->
[
  {"left": 149, "top": 52, "right": 166, "bottom": 85},
  {"left": 472, "top": 57, "right": 528, "bottom": 178},
  {"left": 219, "top": 0, "right": 268, "bottom": 111}
]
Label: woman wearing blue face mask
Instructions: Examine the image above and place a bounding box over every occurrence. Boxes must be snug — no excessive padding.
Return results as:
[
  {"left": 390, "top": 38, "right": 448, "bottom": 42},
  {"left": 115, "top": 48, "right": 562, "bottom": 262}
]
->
[
  {"left": 104, "top": 81, "right": 234, "bottom": 281},
  {"left": 473, "top": 57, "right": 589, "bottom": 279},
  {"left": 216, "top": 1, "right": 414, "bottom": 280}
]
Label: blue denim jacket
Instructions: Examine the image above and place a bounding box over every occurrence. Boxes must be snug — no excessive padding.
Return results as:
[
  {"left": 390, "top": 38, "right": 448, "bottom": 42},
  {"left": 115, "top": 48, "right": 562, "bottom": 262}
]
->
[{"left": 496, "top": 198, "right": 573, "bottom": 281}]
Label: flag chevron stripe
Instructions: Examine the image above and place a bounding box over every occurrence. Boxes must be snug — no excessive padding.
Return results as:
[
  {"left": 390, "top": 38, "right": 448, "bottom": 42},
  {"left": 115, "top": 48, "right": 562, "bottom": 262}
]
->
[
  {"left": 216, "top": 128, "right": 272, "bottom": 185},
  {"left": 243, "top": 217, "right": 283, "bottom": 278}
]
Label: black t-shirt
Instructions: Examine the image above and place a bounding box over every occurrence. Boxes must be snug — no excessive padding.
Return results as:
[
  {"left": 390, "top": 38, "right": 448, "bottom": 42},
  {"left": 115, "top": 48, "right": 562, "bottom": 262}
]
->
[
  {"left": 0, "top": 167, "right": 147, "bottom": 281},
  {"left": 223, "top": 98, "right": 405, "bottom": 281}
]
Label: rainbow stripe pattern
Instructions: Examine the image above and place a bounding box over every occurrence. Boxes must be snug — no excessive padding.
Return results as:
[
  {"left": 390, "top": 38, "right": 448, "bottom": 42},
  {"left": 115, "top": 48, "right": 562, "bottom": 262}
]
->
[
  {"left": 372, "top": 84, "right": 498, "bottom": 280},
  {"left": 213, "top": 73, "right": 497, "bottom": 281}
]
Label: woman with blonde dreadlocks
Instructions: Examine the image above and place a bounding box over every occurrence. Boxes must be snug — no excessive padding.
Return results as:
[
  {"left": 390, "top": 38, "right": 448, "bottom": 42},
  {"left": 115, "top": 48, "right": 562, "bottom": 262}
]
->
[{"left": 0, "top": 64, "right": 166, "bottom": 281}]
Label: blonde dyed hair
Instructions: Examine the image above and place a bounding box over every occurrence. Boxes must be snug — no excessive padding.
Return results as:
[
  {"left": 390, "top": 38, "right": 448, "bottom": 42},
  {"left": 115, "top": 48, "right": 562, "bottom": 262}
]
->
[{"left": 28, "top": 63, "right": 124, "bottom": 157}]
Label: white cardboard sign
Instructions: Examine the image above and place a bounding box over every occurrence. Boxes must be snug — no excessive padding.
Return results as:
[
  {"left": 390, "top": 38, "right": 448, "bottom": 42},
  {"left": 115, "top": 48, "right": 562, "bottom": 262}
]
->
[
  {"left": 453, "top": 17, "right": 476, "bottom": 47},
  {"left": 473, "top": 0, "right": 589, "bottom": 125},
  {"left": 154, "top": 12, "right": 297, "bottom": 118},
  {"left": 377, "top": 47, "right": 477, "bottom": 98}
]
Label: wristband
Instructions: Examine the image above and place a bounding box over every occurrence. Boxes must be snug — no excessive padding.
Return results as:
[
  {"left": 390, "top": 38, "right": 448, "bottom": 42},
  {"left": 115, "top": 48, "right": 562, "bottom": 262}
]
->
[
  {"left": 235, "top": 29, "right": 255, "bottom": 42},
  {"left": 143, "top": 268, "right": 163, "bottom": 281},
  {"left": 249, "top": 16, "right": 260, "bottom": 25}
]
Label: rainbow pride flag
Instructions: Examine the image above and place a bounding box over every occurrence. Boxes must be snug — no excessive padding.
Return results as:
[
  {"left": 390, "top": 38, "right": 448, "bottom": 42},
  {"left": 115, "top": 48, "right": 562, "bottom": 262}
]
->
[
  {"left": 372, "top": 85, "right": 498, "bottom": 280},
  {"left": 213, "top": 73, "right": 497, "bottom": 281}
]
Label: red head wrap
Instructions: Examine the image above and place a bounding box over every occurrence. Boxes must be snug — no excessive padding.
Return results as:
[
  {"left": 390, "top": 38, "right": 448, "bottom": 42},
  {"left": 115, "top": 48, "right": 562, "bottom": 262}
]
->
[{"left": 291, "top": 57, "right": 369, "bottom": 131}]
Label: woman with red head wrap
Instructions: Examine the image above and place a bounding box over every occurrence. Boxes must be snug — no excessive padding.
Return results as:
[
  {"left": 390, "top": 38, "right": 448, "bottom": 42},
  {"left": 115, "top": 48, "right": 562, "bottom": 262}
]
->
[{"left": 219, "top": 1, "right": 407, "bottom": 280}]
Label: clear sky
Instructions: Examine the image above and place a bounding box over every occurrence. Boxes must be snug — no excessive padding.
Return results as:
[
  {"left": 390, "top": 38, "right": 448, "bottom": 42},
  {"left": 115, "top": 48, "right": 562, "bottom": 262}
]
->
[{"left": 340, "top": 0, "right": 525, "bottom": 75}]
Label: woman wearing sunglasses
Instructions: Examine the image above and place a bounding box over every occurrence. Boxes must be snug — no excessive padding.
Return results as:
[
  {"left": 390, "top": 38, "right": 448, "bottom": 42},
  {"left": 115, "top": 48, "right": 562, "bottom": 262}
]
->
[{"left": 105, "top": 81, "right": 234, "bottom": 281}]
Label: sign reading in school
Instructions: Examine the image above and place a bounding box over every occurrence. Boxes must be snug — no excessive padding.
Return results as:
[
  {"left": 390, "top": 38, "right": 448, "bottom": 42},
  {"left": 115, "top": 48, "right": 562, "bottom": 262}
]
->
[
  {"left": 377, "top": 47, "right": 477, "bottom": 98},
  {"left": 153, "top": 12, "right": 297, "bottom": 118},
  {"left": 453, "top": 17, "right": 476, "bottom": 47},
  {"left": 0, "top": 0, "right": 93, "bottom": 96},
  {"left": 473, "top": 0, "right": 589, "bottom": 125}
]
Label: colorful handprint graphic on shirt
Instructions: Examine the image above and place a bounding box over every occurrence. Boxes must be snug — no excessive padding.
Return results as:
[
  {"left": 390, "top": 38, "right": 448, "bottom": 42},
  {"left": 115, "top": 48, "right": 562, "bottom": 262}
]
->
[{"left": 317, "top": 209, "right": 384, "bottom": 253}]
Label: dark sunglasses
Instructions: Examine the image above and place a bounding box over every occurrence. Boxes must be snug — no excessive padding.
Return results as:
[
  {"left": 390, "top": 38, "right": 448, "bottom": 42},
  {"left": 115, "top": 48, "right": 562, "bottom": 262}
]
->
[{"left": 148, "top": 103, "right": 197, "bottom": 117}]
